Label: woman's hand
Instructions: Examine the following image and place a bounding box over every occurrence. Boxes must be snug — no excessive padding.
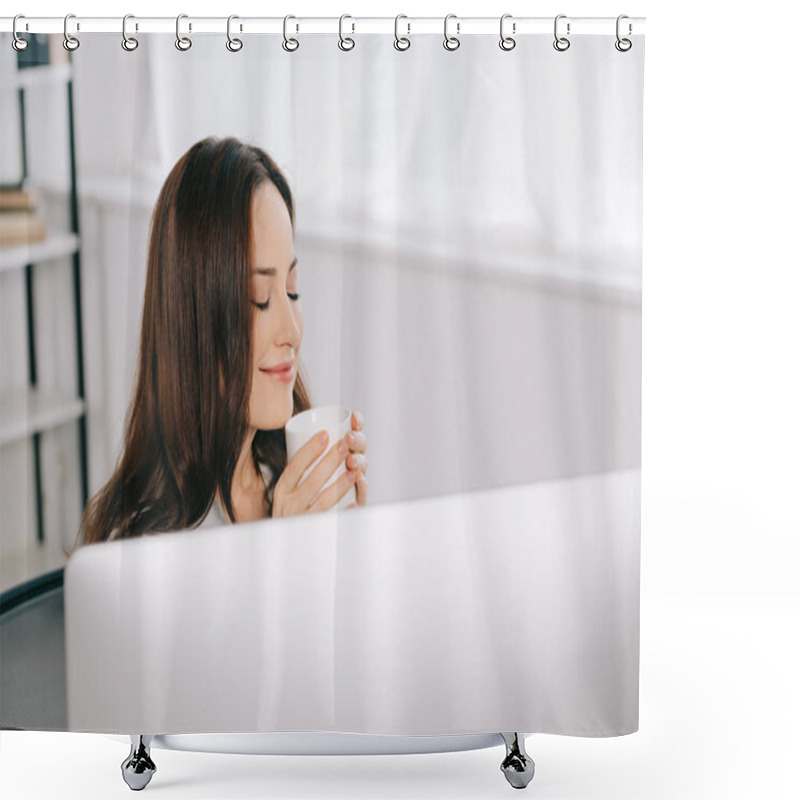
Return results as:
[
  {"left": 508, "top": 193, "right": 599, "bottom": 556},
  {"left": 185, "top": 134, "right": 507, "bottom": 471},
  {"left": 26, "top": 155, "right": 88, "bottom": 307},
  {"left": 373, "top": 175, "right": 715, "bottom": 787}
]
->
[
  {"left": 271, "top": 411, "right": 366, "bottom": 516},
  {"left": 344, "top": 410, "right": 368, "bottom": 509}
]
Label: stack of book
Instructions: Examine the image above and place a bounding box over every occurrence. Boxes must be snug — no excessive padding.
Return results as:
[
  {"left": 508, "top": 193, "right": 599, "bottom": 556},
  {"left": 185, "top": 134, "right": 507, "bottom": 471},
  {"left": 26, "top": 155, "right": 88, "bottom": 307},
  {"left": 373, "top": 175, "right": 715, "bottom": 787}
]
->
[
  {"left": 1, "top": 32, "right": 69, "bottom": 248},
  {"left": 0, "top": 185, "right": 47, "bottom": 247}
]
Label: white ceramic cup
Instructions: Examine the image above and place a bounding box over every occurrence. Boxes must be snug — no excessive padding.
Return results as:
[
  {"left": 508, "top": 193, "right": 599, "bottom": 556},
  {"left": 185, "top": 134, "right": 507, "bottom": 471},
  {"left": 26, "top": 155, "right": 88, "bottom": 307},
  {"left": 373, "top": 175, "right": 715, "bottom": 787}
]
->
[{"left": 285, "top": 405, "right": 356, "bottom": 510}]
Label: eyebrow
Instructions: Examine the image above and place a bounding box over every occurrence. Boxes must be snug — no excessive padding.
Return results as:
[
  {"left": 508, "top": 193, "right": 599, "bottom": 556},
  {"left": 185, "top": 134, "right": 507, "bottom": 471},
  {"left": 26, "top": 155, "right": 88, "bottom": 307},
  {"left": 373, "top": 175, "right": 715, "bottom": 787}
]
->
[{"left": 252, "top": 257, "right": 297, "bottom": 276}]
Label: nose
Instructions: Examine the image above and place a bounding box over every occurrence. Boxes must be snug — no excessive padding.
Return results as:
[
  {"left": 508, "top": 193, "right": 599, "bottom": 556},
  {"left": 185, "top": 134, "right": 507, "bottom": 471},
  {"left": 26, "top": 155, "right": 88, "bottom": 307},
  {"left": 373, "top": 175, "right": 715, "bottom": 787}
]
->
[{"left": 272, "top": 290, "right": 302, "bottom": 351}]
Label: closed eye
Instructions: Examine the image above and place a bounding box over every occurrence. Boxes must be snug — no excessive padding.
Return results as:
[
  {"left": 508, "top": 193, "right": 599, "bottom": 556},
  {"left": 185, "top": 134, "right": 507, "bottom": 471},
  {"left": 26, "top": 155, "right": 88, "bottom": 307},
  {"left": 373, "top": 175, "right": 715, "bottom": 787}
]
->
[{"left": 253, "top": 292, "right": 300, "bottom": 311}]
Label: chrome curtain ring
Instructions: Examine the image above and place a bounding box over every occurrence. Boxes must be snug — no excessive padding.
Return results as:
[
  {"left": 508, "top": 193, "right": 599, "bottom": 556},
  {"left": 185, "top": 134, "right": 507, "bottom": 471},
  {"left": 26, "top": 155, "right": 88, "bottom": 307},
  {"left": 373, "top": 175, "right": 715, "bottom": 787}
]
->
[
  {"left": 282, "top": 15, "right": 299, "bottom": 51},
  {"left": 176, "top": 14, "right": 192, "bottom": 51},
  {"left": 394, "top": 14, "right": 410, "bottom": 51},
  {"left": 226, "top": 15, "right": 243, "bottom": 51},
  {"left": 499, "top": 14, "right": 516, "bottom": 51},
  {"left": 12, "top": 15, "right": 29, "bottom": 51},
  {"left": 339, "top": 14, "right": 355, "bottom": 51},
  {"left": 443, "top": 14, "right": 460, "bottom": 51},
  {"left": 63, "top": 13, "right": 80, "bottom": 51},
  {"left": 553, "top": 14, "right": 570, "bottom": 52},
  {"left": 122, "top": 14, "right": 139, "bottom": 51},
  {"left": 615, "top": 15, "right": 632, "bottom": 51}
]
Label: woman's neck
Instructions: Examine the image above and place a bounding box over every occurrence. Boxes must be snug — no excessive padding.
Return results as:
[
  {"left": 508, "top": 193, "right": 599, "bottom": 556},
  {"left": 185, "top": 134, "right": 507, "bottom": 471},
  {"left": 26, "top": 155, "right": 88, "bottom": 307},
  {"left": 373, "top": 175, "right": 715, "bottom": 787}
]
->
[{"left": 218, "top": 427, "right": 269, "bottom": 523}]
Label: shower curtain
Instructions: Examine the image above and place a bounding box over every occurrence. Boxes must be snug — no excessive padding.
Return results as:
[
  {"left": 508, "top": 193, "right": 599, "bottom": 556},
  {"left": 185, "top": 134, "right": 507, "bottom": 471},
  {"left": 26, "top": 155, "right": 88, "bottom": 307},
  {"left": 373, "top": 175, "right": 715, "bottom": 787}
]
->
[{"left": 0, "top": 22, "right": 644, "bottom": 739}]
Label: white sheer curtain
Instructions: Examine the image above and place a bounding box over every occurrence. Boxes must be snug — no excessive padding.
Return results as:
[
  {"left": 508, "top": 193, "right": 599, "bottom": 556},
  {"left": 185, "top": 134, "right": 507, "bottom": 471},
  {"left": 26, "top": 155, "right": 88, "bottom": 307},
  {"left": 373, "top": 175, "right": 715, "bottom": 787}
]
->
[
  {"left": 2, "top": 25, "right": 644, "bottom": 740},
  {"left": 69, "top": 32, "right": 643, "bottom": 505}
]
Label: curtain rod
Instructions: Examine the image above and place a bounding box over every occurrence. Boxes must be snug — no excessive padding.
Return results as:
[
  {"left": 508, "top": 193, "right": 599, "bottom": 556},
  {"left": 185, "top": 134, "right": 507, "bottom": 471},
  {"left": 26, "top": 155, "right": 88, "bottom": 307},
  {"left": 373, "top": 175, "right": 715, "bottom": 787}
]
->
[{"left": 1, "top": 16, "right": 646, "bottom": 36}]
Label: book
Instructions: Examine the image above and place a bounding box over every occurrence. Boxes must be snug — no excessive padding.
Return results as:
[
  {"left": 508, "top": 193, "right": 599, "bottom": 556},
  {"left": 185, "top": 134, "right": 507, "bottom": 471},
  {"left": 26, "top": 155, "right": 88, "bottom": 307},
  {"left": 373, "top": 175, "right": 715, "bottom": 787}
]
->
[
  {"left": 0, "top": 211, "right": 47, "bottom": 247},
  {"left": 0, "top": 186, "right": 40, "bottom": 212}
]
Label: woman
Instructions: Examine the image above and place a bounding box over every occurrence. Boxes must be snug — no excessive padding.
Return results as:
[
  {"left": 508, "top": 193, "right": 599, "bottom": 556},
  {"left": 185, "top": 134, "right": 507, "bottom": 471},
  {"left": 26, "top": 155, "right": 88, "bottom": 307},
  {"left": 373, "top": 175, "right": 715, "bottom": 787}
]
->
[{"left": 75, "top": 136, "right": 368, "bottom": 546}]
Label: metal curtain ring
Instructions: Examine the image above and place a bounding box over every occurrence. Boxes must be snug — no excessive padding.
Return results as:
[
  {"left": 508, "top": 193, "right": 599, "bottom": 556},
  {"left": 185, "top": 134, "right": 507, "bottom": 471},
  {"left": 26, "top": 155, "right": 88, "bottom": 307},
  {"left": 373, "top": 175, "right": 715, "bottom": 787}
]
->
[
  {"left": 176, "top": 14, "right": 192, "bottom": 51},
  {"left": 553, "top": 14, "right": 570, "bottom": 52},
  {"left": 227, "top": 15, "right": 243, "bottom": 51},
  {"left": 63, "top": 13, "right": 80, "bottom": 51},
  {"left": 615, "top": 14, "right": 632, "bottom": 51},
  {"left": 122, "top": 14, "right": 139, "bottom": 51},
  {"left": 283, "top": 15, "right": 299, "bottom": 51},
  {"left": 339, "top": 14, "right": 355, "bottom": 51},
  {"left": 12, "top": 15, "right": 29, "bottom": 51},
  {"left": 499, "top": 14, "right": 516, "bottom": 51},
  {"left": 394, "top": 14, "right": 410, "bottom": 51},
  {"left": 443, "top": 14, "right": 460, "bottom": 51}
]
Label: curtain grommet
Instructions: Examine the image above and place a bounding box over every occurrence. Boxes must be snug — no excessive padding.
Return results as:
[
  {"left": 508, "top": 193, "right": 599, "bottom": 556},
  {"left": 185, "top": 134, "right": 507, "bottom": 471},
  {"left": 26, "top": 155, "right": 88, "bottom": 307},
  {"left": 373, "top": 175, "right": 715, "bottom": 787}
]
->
[
  {"left": 443, "top": 14, "right": 460, "bottom": 51},
  {"left": 282, "top": 15, "right": 299, "bottom": 52},
  {"left": 615, "top": 15, "right": 633, "bottom": 51},
  {"left": 121, "top": 14, "right": 138, "bottom": 51},
  {"left": 226, "top": 15, "right": 243, "bottom": 52},
  {"left": 12, "top": 14, "right": 29, "bottom": 51},
  {"left": 499, "top": 14, "right": 516, "bottom": 51},
  {"left": 394, "top": 14, "right": 410, "bottom": 51},
  {"left": 339, "top": 14, "right": 355, "bottom": 51},
  {"left": 176, "top": 14, "right": 192, "bottom": 51},
  {"left": 63, "top": 14, "right": 80, "bottom": 51},
  {"left": 553, "top": 14, "right": 570, "bottom": 52}
]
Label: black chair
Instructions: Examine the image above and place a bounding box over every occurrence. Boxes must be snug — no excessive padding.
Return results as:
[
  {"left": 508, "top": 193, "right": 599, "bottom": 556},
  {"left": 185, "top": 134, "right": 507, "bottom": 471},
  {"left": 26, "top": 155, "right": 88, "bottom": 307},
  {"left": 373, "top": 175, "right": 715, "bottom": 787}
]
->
[{"left": 0, "top": 569, "right": 68, "bottom": 730}]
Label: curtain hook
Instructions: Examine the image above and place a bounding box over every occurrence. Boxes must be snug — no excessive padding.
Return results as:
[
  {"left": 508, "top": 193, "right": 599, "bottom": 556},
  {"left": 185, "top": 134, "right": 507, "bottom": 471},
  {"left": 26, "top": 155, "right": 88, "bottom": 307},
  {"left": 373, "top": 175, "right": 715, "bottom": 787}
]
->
[
  {"left": 499, "top": 14, "right": 516, "bottom": 51},
  {"left": 122, "top": 14, "right": 139, "bottom": 51},
  {"left": 394, "top": 14, "right": 410, "bottom": 51},
  {"left": 176, "top": 14, "right": 192, "bottom": 51},
  {"left": 615, "top": 15, "right": 632, "bottom": 51},
  {"left": 553, "top": 14, "right": 571, "bottom": 52},
  {"left": 443, "top": 13, "right": 460, "bottom": 51},
  {"left": 227, "top": 15, "right": 243, "bottom": 51},
  {"left": 339, "top": 14, "right": 355, "bottom": 51},
  {"left": 12, "top": 14, "right": 29, "bottom": 51},
  {"left": 282, "top": 15, "right": 299, "bottom": 51},
  {"left": 63, "top": 13, "right": 80, "bottom": 51}
]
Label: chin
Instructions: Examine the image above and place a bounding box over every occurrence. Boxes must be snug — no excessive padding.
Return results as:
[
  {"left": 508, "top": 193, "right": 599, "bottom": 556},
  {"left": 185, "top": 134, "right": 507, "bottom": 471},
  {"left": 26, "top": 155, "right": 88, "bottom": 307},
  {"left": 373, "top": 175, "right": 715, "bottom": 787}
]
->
[{"left": 256, "top": 405, "right": 293, "bottom": 432}]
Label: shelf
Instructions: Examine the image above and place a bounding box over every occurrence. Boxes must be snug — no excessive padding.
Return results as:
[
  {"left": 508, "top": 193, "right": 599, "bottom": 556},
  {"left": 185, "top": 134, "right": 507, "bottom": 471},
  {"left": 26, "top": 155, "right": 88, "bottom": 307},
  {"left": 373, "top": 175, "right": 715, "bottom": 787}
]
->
[
  {"left": 0, "top": 46, "right": 86, "bottom": 589},
  {"left": 0, "top": 232, "right": 80, "bottom": 273},
  {"left": 0, "top": 387, "right": 86, "bottom": 447},
  {"left": 2, "top": 63, "right": 72, "bottom": 92}
]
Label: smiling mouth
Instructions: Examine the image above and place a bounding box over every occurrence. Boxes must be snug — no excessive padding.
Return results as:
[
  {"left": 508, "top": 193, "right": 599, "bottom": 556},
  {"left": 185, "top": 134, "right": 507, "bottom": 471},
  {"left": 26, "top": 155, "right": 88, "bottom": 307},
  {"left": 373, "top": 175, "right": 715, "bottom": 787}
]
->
[{"left": 260, "top": 363, "right": 295, "bottom": 382}]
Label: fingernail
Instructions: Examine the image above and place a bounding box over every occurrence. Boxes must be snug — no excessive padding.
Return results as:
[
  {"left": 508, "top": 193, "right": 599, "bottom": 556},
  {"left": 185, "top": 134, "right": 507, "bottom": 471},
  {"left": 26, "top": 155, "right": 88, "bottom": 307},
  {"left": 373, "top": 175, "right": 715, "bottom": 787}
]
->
[
  {"left": 338, "top": 439, "right": 348, "bottom": 454},
  {"left": 347, "top": 432, "right": 355, "bottom": 446},
  {"left": 319, "top": 431, "right": 328, "bottom": 446}
]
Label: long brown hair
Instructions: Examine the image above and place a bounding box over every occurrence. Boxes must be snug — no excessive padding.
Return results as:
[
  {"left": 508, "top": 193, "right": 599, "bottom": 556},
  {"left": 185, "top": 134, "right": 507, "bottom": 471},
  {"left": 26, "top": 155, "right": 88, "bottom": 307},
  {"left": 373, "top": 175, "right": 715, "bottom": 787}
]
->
[{"left": 74, "top": 136, "right": 311, "bottom": 547}]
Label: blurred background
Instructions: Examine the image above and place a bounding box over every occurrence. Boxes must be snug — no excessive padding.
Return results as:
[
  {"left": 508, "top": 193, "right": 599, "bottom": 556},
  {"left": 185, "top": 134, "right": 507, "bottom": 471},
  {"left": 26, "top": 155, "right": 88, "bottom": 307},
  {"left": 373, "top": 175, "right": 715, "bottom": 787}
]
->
[{"left": 0, "top": 30, "right": 642, "bottom": 592}]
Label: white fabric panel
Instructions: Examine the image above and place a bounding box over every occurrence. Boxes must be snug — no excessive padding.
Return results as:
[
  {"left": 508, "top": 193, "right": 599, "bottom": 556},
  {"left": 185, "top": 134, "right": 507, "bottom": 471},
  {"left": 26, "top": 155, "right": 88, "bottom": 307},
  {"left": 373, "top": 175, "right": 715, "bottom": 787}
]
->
[{"left": 65, "top": 469, "right": 639, "bottom": 736}]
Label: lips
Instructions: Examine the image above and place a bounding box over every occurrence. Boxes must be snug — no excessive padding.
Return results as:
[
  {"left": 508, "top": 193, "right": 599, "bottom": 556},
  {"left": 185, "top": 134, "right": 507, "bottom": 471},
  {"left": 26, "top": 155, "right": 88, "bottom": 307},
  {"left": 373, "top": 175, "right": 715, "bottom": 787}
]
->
[
  {"left": 263, "top": 361, "right": 293, "bottom": 373},
  {"left": 260, "top": 361, "right": 295, "bottom": 382}
]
